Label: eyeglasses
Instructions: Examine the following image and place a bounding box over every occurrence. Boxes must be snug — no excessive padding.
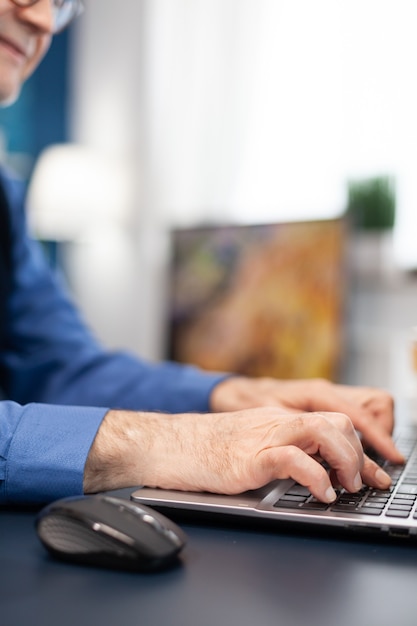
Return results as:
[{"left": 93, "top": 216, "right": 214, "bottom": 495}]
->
[{"left": 10, "top": 0, "right": 84, "bottom": 34}]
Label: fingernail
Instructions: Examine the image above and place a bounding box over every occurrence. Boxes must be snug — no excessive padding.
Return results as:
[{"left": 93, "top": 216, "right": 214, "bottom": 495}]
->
[
  {"left": 354, "top": 472, "right": 363, "bottom": 492},
  {"left": 375, "top": 468, "right": 391, "bottom": 488},
  {"left": 325, "top": 486, "right": 337, "bottom": 502}
]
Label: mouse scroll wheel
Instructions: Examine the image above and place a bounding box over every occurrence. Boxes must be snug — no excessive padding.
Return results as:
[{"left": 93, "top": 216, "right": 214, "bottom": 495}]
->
[
  {"left": 104, "top": 498, "right": 164, "bottom": 531},
  {"left": 141, "top": 513, "right": 161, "bottom": 528}
]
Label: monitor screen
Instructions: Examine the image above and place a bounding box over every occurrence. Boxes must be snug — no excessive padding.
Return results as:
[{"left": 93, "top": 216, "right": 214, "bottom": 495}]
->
[{"left": 167, "top": 218, "right": 347, "bottom": 381}]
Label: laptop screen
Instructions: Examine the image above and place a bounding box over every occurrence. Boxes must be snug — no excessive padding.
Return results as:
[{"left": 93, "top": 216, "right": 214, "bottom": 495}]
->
[{"left": 166, "top": 218, "right": 347, "bottom": 381}]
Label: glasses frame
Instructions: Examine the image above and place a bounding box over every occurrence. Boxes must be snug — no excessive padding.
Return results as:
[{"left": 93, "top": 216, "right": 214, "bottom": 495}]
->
[{"left": 9, "top": 0, "right": 84, "bottom": 33}]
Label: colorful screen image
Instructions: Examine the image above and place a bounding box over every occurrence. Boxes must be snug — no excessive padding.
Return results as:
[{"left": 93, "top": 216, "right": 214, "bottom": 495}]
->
[{"left": 167, "top": 219, "right": 347, "bottom": 381}]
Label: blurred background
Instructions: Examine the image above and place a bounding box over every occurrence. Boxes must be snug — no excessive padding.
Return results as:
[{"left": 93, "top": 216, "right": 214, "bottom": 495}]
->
[{"left": 1, "top": 0, "right": 417, "bottom": 411}]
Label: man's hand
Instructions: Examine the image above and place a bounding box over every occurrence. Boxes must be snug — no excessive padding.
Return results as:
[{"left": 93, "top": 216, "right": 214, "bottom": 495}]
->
[
  {"left": 210, "top": 377, "right": 404, "bottom": 464},
  {"left": 84, "top": 407, "right": 392, "bottom": 503}
]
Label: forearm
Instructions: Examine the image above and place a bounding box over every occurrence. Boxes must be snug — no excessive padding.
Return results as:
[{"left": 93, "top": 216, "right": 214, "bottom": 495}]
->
[{"left": 84, "top": 409, "right": 210, "bottom": 494}]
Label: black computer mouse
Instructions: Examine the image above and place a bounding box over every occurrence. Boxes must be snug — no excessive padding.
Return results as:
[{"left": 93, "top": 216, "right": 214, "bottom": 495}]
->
[{"left": 35, "top": 494, "right": 187, "bottom": 572}]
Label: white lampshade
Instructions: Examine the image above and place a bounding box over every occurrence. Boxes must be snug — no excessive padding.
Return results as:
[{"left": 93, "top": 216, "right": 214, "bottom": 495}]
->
[{"left": 27, "top": 143, "right": 133, "bottom": 241}]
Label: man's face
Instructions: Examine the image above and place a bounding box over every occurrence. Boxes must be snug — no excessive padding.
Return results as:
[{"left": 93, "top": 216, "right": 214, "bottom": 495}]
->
[{"left": 0, "top": 1, "right": 53, "bottom": 105}]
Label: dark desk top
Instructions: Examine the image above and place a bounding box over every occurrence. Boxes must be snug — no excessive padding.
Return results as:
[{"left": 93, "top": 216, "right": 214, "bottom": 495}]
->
[{"left": 2, "top": 490, "right": 417, "bottom": 626}]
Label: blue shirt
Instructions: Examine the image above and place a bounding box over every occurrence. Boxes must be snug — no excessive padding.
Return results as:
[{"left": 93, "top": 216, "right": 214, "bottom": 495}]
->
[{"left": 0, "top": 169, "right": 227, "bottom": 504}]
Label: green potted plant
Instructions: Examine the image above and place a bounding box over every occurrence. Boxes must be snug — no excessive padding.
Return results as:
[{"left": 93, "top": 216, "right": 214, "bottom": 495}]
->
[
  {"left": 346, "top": 175, "right": 396, "bottom": 231},
  {"left": 345, "top": 175, "right": 396, "bottom": 281}
]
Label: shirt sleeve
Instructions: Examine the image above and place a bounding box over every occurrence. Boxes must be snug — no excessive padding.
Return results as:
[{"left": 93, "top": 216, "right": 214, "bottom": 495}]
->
[
  {"left": 1, "top": 170, "right": 228, "bottom": 412},
  {"left": 0, "top": 171, "right": 230, "bottom": 504},
  {"left": 0, "top": 401, "right": 107, "bottom": 504}
]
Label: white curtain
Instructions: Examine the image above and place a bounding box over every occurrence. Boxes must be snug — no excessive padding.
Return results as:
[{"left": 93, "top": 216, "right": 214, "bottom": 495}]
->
[
  {"left": 133, "top": 1, "right": 417, "bottom": 234},
  {"left": 138, "top": 0, "right": 345, "bottom": 223}
]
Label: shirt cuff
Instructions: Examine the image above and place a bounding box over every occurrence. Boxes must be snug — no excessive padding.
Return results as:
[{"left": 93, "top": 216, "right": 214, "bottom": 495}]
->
[{"left": 5, "top": 402, "right": 107, "bottom": 504}]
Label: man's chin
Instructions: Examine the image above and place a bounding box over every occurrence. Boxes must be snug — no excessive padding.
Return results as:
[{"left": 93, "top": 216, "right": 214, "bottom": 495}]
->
[{"left": 0, "top": 84, "right": 21, "bottom": 107}]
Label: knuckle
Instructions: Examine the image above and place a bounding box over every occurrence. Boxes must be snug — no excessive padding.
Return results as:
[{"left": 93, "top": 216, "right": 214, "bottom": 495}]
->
[
  {"left": 332, "top": 412, "right": 354, "bottom": 432},
  {"left": 340, "top": 412, "right": 355, "bottom": 430},
  {"left": 280, "top": 445, "right": 301, "bottom": 465},
  {"left": 306, "top": 412, "right": 329, "bottom": 430}
]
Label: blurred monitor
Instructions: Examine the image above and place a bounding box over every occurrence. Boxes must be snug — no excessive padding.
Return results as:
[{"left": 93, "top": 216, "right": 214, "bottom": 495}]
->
[{"left": 166, "top": 218, "right": 347, "bottom": 381}]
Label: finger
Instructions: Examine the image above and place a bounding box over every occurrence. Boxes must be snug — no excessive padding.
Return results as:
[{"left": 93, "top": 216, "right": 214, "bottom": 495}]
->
[
  {"left": 338, "top": 384, "right": 395, "bottom": 433},
  {"left": 322, "top": 411, "right": 365, "bottom": 466},
  {"left": 308, "top": 419, "right": 364, "bottom": 493},
  {"left": 350, "top": 412, "right": 404, "bottom": 464},
  {"left": 260, "top": 445, "right": 338, "bottom": 503},
  {"left": 271, "top": 413, "right": 365, "bottom": 494},
  {"left": 359, "top": 454, "right": 393, "bottom": 490},
  {"left": 305, "top": 389, "right": 403, "bottom": 464}
]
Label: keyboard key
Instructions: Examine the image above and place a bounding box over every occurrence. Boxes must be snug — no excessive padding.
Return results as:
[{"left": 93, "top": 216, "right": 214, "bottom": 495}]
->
[
  {"left": 338, "top": 497, "right": 362, "bottom": 506},
  {"left": 386, "top": 509, "right": 410, "bottom": 518},
  {"left": 390, "top": 493, "right": 416, "bottom": 501},
  {"left": 277, "top": 494, "right": 306, "bottom": 502},
  {"left": 354, "top": 508, "right": 383, "bottom": 516},
  {"left": 273, "top": 500, "right": 303, "bottom": 509},
  {"left": 391, "top": 498, "right": 416, "bottom": 506},
  {"left": 285, "top": 485, "right": 311, "bottom": 497},
  {"left": 369, "top": 490, "right": 393, "bottom": 498},
  {"left": 361, "top": 502, "right": 385, "bottom": 509},
  {"left": 300, "top": 501, "right": 330, "bottom": 511},
  {"left": 330, "top": 503, "right": 356, "bottom": 511},
  {"left": 396, "top": 484, "right": 417, "bottom": 495},
  {"left": 386, "top": 503, "right": 412, "bottom": 512},
  {"left": 330, "top": 505, "right": 382, "bottom": 516}
]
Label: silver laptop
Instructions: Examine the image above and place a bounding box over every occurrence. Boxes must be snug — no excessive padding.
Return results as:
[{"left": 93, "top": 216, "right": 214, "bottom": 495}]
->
[{"left": 131, "top": 425, "right": 417, "bottom": 541}]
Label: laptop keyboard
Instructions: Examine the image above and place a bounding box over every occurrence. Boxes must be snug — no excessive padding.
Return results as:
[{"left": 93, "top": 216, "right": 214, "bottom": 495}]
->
[{"left": 273, "top": 434, "right": 417, "bottom": 518}]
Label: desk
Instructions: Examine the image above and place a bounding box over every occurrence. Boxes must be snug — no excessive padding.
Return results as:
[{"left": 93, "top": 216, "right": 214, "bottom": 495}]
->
[{"left": 2, "top": 490, "right": 417, "bottom": 626}]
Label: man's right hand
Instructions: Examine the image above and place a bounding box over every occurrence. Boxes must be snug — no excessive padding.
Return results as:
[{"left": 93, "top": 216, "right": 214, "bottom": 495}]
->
[{"left": 84, "top": 407, "right": 392, "bottom": 502}]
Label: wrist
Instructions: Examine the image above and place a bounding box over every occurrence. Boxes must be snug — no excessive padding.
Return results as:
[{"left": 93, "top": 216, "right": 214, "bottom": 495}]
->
[
  {"left": 210, "top": 376, "right": 259, "bottom": 411},
  {"left": 83, "top": 409, "right": 154, "bottom": 494}
]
